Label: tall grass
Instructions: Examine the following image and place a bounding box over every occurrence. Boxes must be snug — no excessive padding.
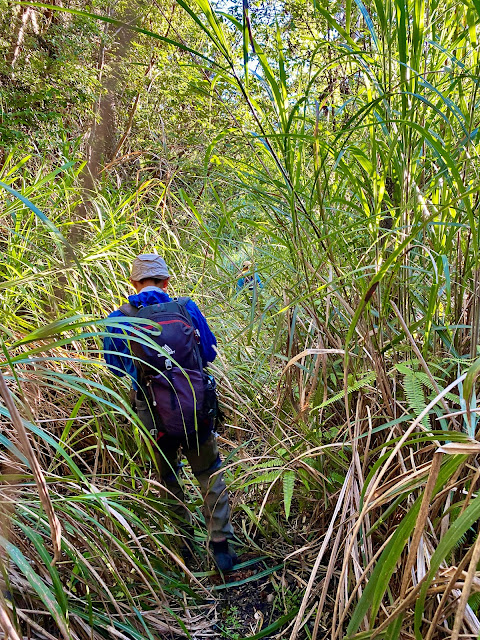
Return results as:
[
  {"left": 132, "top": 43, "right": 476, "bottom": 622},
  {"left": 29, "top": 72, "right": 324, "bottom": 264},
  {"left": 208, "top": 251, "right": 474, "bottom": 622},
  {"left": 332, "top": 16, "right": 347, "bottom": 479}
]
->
[
  {"left": 0, "top": 161, "right": 230, "bottom": 638},
  {"left": 2, "top": 0, "right": 480, "bottom": 637},
  {"left": 136, "top": 0, "right": 480, "bottom": 636}
]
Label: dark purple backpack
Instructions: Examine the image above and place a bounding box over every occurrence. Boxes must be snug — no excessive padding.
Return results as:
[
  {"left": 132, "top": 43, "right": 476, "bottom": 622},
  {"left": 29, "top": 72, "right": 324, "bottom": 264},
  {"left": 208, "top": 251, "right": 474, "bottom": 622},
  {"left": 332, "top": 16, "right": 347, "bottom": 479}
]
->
[{"left": 120, "top": 297, "right": 206, "bottom": 438}]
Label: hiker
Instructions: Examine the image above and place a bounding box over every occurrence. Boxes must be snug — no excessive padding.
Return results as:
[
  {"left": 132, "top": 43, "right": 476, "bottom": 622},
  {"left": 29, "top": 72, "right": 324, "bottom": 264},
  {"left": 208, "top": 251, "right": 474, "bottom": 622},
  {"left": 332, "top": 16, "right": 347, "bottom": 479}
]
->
[
  {"left": 103, "top": 254, "right": 237, "bottom": 572},
  {"left": 236, "top": 260, "right": 263, "bottom": 295}
]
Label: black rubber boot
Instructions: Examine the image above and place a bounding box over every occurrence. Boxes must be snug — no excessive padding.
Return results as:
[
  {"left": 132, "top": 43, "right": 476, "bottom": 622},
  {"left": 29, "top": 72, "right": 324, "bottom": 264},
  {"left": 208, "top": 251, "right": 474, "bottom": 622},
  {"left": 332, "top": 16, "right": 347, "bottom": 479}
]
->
[{"left": 210, "top": 539, "right": 238, "bottom": 573}]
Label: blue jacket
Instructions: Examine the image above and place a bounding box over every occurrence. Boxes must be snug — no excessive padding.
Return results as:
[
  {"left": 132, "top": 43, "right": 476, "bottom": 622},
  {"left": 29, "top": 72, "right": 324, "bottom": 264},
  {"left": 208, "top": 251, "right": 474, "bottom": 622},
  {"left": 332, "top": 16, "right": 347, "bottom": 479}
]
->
[
  {"left": 237, "top": 272, "right": 263, "bottom": 293},
  {"left": 103, "top": 287, "right": 217, "bottom": 387}
]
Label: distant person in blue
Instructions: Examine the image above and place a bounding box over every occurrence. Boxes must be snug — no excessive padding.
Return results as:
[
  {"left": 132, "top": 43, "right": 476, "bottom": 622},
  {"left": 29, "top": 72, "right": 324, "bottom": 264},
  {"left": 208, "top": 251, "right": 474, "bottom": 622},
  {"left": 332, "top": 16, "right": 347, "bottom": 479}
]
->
[
  {"left": 236, "top": 260, "right": 263, "bottom": 296},
  {"left": 103, "top": 254, "right": 237, "bottom": 572}
]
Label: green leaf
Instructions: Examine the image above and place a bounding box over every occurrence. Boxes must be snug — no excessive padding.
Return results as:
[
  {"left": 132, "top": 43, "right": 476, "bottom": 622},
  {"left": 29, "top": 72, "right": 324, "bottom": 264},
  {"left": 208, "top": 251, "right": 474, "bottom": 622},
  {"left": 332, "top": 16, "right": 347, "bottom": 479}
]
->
[
  {"left": 0, "top": 535, "right": 71, "bottom": 639},
  {"left": 414, "top": 487, "right": 480, "bottom": 638},
  {"left": 22, "top": 3, "right": 223, "bottom": 68},
  {"left": 462, "top": 357, "right": 480, "bottom": 426},
  {"left": 0, "top": 179, "right": 72, "bottom": 252},
  {"left": 16, "top": 522, "right": 68, "bottom": 616},
  {"left": 283, "top": 470, "right": 295, "bottom": 520},
  {"left": 244, "top": 608, "right": 299, "bottom": 639}
]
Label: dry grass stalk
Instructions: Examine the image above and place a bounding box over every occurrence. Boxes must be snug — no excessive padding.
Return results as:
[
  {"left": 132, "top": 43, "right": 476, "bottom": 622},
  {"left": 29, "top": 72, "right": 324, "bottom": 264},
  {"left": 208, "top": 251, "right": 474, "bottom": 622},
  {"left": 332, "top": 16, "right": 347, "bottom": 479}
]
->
[
  {"left": 0, "top": 371, "right": 62, "bottom": 566},
  {"left": 288, "top": 464, "right": 353, "bottom": 640}
]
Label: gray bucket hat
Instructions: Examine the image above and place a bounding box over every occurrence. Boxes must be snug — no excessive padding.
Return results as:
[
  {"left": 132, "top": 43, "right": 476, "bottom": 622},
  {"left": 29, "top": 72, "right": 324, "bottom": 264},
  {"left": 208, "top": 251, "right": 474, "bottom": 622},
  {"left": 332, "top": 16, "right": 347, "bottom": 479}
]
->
[{"left": 130, "top": 254, "right": 170, "bottom": 281}]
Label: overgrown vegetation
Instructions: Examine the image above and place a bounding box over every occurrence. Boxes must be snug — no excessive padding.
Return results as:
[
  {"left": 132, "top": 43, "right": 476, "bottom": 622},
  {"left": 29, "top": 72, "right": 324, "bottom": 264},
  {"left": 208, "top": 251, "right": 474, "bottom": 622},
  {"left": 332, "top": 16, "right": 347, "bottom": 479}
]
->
[{"left": 2, "top": 0, "right": 480, "bottom": 637}]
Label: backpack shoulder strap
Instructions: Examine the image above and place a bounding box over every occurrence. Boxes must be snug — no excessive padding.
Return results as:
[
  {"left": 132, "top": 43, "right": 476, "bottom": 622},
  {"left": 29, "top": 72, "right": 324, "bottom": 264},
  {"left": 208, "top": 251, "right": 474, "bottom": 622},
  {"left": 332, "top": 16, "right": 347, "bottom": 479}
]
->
[
  {"left": 172, "top": 297, "right": 196, "bottom": 325},
  {"left": 119, "top": 303, "right": 139, "bottom": 317},
  {"left": 171, "top": 297, "right": 202, "bottom": 360},
  {"left": 174, "top": 296, "right": 191, "bottom": 307}
]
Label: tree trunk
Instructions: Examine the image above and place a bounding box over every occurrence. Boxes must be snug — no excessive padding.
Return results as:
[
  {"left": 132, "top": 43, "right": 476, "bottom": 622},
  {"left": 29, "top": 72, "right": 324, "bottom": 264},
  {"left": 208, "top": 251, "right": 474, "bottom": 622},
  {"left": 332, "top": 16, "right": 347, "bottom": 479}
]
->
[
  {"left": 72, "top": 10, "right": 136, "bottom": 229},
  {"left": 6, "top": 6, "right": 37, "bottom": 70}
]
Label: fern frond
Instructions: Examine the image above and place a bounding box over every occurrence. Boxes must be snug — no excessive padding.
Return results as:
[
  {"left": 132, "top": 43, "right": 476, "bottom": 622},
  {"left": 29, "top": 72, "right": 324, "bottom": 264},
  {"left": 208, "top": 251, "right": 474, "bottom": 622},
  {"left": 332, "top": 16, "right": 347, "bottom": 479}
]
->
[
  {"left": 244, "top": 469, "right": 281, "bottom": 487},
  {"left": 313, "top": 372, "right": 376, "bottom": 410},
  {"left": 403, "top": 369, "right": 429, "bottom": 428}
]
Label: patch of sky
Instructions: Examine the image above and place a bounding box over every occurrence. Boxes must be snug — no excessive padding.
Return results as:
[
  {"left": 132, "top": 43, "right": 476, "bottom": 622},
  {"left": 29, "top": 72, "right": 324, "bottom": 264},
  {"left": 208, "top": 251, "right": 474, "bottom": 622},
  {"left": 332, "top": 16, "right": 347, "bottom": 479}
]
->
[{"left": 213, "top": 0, "right": 289, "bottom": 27}]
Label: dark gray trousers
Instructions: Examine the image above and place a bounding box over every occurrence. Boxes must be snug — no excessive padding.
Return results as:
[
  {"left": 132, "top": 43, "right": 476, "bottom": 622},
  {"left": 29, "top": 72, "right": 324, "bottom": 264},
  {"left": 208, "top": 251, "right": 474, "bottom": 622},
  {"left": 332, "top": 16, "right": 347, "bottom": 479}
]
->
[{"left": 136, "top": 396, "right": 234, "bottom": 542}]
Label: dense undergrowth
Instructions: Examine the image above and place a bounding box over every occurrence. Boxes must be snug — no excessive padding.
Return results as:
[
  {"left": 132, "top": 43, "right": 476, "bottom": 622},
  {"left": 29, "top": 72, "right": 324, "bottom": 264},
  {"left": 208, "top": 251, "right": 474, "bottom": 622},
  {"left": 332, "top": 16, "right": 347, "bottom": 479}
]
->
[{"left": 2, "top": 0, "right": 480, "bottom": 637}]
